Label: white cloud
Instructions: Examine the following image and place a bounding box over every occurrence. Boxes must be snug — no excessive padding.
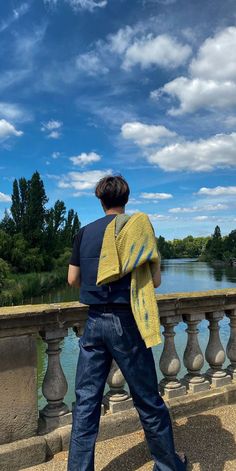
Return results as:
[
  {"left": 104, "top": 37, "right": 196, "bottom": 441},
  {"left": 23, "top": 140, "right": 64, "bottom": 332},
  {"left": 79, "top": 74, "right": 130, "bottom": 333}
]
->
[
  {"left": 224, "top": 115, "right": 236, "bottom": 128},
  {"left": 190, "top": 27, "right": 236, "bottom": 82},
  {"left": 0, "top": 69, "right": 30, "bottom": 93},
  {"left": 152, "top": 27, "right": 236, "bottom": 114},
  {"left": 123, "top": 34, "right": 191, "bottom": 70},
  {"left": 148, "top": 132, "right": 236, "bottom": 172},
  {"left": 67, "top": 0, "right": 107, "bottom": 11},
  {"left": 0, "top": 119, "right": 23, "bottom": 140},
  {"left": 148, "top": 213, "right": 172, "bottom": 222},
  {"left": 121, "top": 122, "right": 176, "bottom": 146},
  {"left": 197, "top": 186, "right": 236, "bottom": 197},
  {"left": 108, "top": 26, "right": 134, "bottom": 54},
  {"left": 140, "top": 192, "right": 173, "bottom": 200},
  {"left": 169, "top": 204, "right": 228, "bottom": 213},
  {"left": 52, "top": 151, "right": 61, "bottom": 159},
  {"left": 41, "top": 120, "right": 62, "bottom": 131},
  {"left": 127, "top": 197, "right": 142, "bottom": 205},
  {"left": 72, "top": 191, "right": 93, "bottom": 196},
  {"left": 0, "top": 192, "right": 11, "bottom": 203},
  {"left": 41, "top": 120, "right": 63, "bottom": 139},
  {"left": 48, "top": 131, "right": 61, "bottom": 139},
  {"left": 76, "top": 52, "right": 108, "bottom": 75},
  {"left": 0, "top": 102, "right": 32, "bottom": 122},
  {"left": 45, "top": 0, "right": 107, "bottom": 11},
  {"left": 193, "top": 216, "right": 209, "bottom": 221},
  {"left": 70, "top": 152, "right": 101, "bottom": 166},
  {"left": 58, "top": 169, "right": 112, "bottom": 190},
  {"left": 155, "top": 77, "right": 236, "bottom": 116},
  {"left": 0, "top": 3, "right": 30, "bottom": 33}
]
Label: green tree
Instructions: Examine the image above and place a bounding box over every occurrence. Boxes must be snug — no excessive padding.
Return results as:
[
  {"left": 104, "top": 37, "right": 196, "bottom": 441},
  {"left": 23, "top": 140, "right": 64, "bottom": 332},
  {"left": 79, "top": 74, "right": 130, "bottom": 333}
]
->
[
  {"left": 204, "top": 225, "right": 223, "bottom": 261},
  {"left": 0, "top": 210, "right": 15, "bottom": 235},
  {"left": 26, "top": 171, "right": 48, "bottom": 246},
  {"left": 11, "top": 179, "right": 21, "bottom": 231},
  {"left": 0, "top": 258, "right": 10, "bottom": 289},
  {"left": 19, "top": 177, "right": 29, "bottom": 236}
]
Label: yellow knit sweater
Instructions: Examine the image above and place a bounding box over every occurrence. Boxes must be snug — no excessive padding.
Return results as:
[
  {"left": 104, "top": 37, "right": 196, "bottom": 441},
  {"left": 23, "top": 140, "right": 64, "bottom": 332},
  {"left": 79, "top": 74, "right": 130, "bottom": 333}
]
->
[{"left": 96, "top": 212, "right": 162, "bottom": 348}]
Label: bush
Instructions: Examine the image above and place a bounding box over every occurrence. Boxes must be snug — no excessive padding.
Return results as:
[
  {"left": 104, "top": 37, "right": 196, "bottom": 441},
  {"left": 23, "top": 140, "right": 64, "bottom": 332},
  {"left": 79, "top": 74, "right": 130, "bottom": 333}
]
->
[{"left": 0, "top": 258, "right": 10, "bottom": 289}]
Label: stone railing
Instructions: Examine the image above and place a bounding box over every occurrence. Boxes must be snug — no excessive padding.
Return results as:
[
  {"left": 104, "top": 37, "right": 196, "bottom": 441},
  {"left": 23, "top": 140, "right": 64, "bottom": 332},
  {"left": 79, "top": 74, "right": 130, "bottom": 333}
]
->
[{"left": 0, "top": 289, "right": 236, "bottom": 448}]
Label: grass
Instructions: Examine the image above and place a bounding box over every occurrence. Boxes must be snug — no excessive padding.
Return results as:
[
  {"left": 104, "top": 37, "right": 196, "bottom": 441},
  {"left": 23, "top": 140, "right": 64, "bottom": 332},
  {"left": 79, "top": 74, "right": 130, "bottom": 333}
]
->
[{"left": 0, "top": 268, "right": 67, "bottom": 307}]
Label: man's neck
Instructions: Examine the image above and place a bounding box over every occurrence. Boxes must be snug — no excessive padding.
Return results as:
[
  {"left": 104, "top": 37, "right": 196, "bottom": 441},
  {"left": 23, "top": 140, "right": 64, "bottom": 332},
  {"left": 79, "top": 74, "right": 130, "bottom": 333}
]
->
[{"left": 105, "top": 208, "right": 125, "bottom": 215}]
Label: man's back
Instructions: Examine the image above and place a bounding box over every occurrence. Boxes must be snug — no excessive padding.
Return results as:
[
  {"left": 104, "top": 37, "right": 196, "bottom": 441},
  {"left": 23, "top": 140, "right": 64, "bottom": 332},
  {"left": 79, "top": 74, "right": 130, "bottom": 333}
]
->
[{"left": 70, "top": 214, "right": 131, "bottom": 305}]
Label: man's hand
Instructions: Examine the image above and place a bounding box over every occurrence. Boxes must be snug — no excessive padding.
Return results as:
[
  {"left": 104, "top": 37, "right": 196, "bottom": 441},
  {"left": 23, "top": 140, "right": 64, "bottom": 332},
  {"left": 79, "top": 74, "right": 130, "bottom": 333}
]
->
[{"left": 68, "top": 264, "right": 80, "bottom": 288}]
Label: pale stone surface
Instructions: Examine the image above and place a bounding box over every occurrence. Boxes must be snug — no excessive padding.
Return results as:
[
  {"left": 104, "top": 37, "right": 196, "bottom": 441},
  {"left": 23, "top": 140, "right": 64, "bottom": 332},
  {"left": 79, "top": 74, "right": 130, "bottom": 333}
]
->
[
  {"left": 2, "top": 384, "right": 236, "bottom": 470},
  {"left": 162, "top": 385, "right": 186, "bottom": 399},
  {"left": 0, "top": 436, "right": 46, "bottom": 471},
  {"left": 185, "top": 380, "right": 210, "bottom": 393},
  {"left": 0, "top": 335, "right": 38, "bottom": 445},
  {"left": 103, "top": 396, "right": 134, "bottom": 413},
  {"left": 38, "top": 412, "right": 72, "bottom": 435},
  {"left": 24, "top": 404, "right": 236, "bottom": 471},
  {"left": 209, "top": 375, "right": 232, "bottom": 388}
]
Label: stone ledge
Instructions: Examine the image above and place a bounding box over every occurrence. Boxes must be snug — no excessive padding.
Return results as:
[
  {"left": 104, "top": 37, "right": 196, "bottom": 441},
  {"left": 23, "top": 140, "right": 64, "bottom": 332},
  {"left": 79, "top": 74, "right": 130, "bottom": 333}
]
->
[
  {"left": 2, "top": 382, "right": 236, "bottom": 470},
  {"left": 0, "top": 436, "right": 47, "bottom": 471}
]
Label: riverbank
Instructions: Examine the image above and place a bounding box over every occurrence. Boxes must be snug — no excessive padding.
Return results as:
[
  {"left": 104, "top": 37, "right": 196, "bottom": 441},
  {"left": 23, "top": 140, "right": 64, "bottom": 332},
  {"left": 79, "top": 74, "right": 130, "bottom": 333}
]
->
[{"left": 0, "top": 268, "right": 67, "bottom": 307}]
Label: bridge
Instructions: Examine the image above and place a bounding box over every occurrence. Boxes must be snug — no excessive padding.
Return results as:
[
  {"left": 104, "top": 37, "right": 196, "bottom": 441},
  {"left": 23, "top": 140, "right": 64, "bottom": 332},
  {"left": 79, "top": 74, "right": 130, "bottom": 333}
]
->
[{"left": 0, "top": 289, "right": 236, "bottom": 470}]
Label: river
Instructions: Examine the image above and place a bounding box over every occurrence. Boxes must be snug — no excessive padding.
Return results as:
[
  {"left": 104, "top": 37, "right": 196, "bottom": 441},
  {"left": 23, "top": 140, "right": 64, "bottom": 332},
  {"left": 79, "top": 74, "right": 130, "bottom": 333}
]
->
[{"left": 37, "top": 259, "right": 236, "bottom": 409}]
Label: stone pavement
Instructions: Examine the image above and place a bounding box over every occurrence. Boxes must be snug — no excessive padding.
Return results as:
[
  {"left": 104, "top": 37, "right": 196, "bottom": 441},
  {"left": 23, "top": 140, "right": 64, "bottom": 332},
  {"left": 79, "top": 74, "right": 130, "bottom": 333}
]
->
[{"left": 25, "top": 404, "right": 236, "bottom": 471}]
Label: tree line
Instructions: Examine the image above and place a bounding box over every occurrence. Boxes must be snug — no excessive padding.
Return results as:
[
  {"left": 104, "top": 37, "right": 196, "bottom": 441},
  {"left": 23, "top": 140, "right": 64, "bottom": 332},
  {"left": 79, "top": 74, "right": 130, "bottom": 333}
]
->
[
  {"left": 157, "top": 226, "right": 236, "bottom": 263},
  {"left": 0, "top": 171, "right": 80, "bottom": 274}
]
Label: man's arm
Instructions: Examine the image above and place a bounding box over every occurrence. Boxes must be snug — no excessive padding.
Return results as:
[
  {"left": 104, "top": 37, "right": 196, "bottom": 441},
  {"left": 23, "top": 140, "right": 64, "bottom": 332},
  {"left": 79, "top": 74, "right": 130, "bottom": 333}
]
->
[{"left": 68, "top": 264, "right": 80, "bottom": 288}]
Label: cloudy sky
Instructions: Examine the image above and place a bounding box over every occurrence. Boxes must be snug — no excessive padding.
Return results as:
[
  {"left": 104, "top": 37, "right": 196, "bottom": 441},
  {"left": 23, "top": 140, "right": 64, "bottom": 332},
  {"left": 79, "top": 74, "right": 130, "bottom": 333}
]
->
[{"left": 0, "top": 0, "right": 236, "bottom": 239}]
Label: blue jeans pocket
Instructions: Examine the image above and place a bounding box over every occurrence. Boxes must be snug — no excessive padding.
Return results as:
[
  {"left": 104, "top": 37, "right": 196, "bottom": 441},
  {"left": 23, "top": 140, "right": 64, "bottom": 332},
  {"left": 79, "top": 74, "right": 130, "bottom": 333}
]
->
[
  {"left": 79, "top": 317, "right": 97, "bottom": 347},
  {"left": 112, "top": 315, "right": 142, "bottom": 353}
]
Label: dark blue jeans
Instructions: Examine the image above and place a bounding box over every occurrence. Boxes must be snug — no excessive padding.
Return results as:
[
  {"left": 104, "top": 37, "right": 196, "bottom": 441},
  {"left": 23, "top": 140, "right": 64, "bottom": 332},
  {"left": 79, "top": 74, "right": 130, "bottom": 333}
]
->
[{"left": 68, "top": 306, "right": 186, "bottom": 471}]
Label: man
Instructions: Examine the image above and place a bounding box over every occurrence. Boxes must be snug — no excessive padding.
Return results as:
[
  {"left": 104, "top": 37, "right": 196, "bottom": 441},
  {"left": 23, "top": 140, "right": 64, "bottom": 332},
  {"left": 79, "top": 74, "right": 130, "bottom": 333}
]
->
[{"left": 67, "top": 175, "right": 187, "bottom": 471}]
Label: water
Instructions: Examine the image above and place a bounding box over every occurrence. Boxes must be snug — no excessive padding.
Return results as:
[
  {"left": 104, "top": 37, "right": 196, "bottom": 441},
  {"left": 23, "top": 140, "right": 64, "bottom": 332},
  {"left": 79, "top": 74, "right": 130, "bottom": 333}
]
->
[{"left": 37, "top": 260, "right": 236, "bottom": 410}]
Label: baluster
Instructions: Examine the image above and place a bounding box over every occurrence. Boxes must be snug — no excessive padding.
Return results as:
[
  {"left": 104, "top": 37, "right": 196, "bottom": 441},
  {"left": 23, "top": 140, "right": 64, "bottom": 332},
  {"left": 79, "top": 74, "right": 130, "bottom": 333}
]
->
[
  {"left": 183, "top": 313, "right": 210, "bottom": 392},
  {"left": 159, "top": 316, "right": 186, "bottom": 399},
  {"left": 38, "top": 327, "right": 70, "bottom": 434},
  {"left": 226, "top": 309, "right": 236, "bottom": 381},
  {"left": 103, "top": 359, "right": 133, "bottom": 413},
  {"left": 205, "top": 311, "right": 232, "bottom": 387}
]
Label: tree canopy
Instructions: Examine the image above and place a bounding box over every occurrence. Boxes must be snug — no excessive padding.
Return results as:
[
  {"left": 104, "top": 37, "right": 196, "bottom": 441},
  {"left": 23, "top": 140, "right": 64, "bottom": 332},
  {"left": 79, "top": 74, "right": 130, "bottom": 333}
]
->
[{"left": 0, "top": 171, "right": 80, "bottom": 273}]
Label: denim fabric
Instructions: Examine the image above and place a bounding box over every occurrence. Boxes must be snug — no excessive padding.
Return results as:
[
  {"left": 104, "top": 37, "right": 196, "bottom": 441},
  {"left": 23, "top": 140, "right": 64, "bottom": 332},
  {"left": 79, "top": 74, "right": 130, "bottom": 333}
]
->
[{"left": 68, "top": 307, "right": 186, "bottom": 471}]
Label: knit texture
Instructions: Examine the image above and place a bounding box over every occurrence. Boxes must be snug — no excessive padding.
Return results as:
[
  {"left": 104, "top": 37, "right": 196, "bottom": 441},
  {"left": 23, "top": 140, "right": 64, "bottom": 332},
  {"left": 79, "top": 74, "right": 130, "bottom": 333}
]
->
[{"left": 97, "top": 212, "right": 162, "bottom": 348}]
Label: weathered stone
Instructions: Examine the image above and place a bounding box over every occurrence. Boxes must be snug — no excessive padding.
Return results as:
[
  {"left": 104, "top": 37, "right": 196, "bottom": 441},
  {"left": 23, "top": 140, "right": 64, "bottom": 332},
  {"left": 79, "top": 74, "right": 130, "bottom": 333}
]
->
[
  {"left": 0, "top": 436, "right": 46, "bottom": 471},
  {"left": 161, "top": 384, "right": 187, "bottom": 399},
  {"left": 103, "top": 396, "right": 134, "bottom": 413},
  {"left": 103, "top": 359, "right": 131, "bottom": 413},
  {"left": 60, "top": 425, "right": 72, "bottom": 451},
  {"left": 226, "top": 309, "right": 236, "bottom": 381},
  {"left": 159, "top": 315, "right": 186, "bottom": 397},
  {"left": 38, "top": 412, "right": 72, "bottom": 435},
  {"left": 184, "top": 379, "right": 210, "bottom": 393},
  {"left": 42, "top": 429, "right": 62, "bottom": 457},
  {"left": 0, "top": 334, "right": 38, "bottom": 445}
]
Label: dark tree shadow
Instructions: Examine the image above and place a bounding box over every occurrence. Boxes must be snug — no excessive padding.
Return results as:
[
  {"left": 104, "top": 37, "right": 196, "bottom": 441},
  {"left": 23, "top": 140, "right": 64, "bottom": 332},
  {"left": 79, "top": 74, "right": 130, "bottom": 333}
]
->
[
  {"left": 101, "top": 441, "right": 151, "bottom": 471},
  {"left": 173, "top": 414, "right": 236, "bottom": 471},
  {"left": 100, "top": 414, "right": 236, "bottom": 471}
]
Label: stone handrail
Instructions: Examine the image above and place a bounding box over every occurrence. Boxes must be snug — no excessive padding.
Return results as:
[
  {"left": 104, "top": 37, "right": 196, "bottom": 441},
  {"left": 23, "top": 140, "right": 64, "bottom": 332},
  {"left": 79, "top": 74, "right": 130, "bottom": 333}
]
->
[{"left": 0, "top": 288, "right": 236, "bottom": 447}]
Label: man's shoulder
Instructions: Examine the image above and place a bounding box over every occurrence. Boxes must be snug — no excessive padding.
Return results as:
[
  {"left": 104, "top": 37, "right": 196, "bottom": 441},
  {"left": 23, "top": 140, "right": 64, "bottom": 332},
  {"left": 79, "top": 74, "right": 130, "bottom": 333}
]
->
[{"left": 82, "top": 215, "right": 116, "bottom": 232}]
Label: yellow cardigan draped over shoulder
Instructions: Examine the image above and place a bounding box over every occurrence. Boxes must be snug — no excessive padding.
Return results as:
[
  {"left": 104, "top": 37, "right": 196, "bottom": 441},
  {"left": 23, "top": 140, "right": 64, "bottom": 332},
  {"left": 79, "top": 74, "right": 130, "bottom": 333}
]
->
[{"left": 96, "top": 212, "right": 162, "bottom": 348}]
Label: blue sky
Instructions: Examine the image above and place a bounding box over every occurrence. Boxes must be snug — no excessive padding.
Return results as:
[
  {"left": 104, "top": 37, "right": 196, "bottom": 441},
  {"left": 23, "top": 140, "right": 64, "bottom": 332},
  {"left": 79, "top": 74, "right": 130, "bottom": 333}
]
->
[{"left": 0, "top": 0, "right": 236, "bottom": 239}]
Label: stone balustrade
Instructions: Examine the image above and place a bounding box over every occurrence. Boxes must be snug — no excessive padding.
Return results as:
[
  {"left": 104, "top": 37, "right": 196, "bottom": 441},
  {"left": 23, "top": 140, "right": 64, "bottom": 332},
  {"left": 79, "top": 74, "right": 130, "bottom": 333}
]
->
[{"left": 1, "top": 289, "right": 236, "bottom": 449}]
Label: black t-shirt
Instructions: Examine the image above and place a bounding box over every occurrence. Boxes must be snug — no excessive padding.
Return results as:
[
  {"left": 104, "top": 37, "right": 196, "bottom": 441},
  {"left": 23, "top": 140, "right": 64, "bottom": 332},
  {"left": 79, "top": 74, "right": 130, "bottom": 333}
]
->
[{"left": 69, "top": 227, "right": 85, "bottom": 267}]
